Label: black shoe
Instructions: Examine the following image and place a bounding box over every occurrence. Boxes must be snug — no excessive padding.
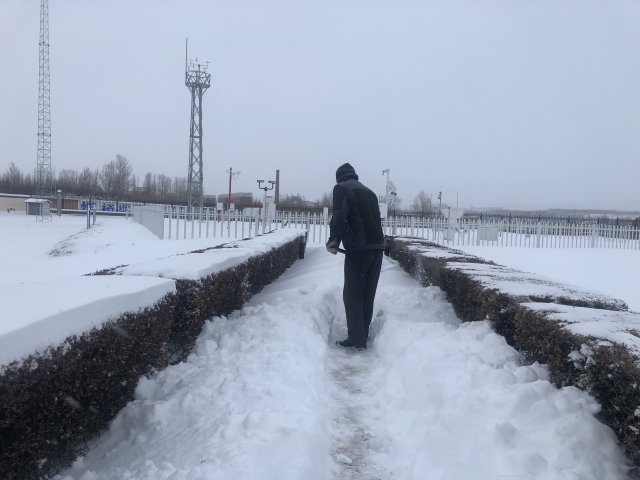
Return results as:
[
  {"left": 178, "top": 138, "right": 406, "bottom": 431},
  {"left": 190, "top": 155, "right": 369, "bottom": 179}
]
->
[{"left": 336, "top": 339, "right": 367, "bottom": 351}]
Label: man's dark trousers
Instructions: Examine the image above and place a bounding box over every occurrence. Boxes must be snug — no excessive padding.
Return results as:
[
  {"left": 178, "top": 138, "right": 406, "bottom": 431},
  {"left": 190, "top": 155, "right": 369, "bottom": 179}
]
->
[{"left": 343, "top": 249, "right": 384, "bottom": 346}]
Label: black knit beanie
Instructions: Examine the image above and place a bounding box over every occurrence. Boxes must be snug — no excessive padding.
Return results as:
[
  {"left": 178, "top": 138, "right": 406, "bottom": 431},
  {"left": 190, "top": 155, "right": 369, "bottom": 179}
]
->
[{"left": 336, "top": 163, "right": 358, "bottom": 183}]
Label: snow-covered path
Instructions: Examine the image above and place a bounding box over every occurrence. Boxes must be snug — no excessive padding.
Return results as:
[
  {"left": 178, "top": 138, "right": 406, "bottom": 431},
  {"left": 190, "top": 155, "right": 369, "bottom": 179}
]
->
[{"left": 58, "top": 246, "right": 630, "bottom": 480}]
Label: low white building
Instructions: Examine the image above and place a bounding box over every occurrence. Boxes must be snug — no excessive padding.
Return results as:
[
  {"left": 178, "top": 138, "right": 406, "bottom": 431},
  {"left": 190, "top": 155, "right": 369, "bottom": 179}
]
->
[
  {"left": 0, "top": 193, "right": 30, "bottom": 213},
  {"left": 24, "top": 197, "right": 50, "bottom": 216}
]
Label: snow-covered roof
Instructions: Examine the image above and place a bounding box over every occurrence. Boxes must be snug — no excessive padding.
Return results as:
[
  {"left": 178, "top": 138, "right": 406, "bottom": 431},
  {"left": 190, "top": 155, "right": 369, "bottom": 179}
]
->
[
  {"left": 24, "top": 198, "right": 49, "bottom": 203},
  {"left": 0, "top": 193, "right": 30, "bottom": 198}
]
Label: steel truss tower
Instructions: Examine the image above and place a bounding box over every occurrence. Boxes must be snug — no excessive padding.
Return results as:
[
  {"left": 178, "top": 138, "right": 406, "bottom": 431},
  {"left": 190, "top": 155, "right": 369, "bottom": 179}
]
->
[
  {"left": 36, "top": 0, "right": 52, "bottom": 220},
  {"left": 184, "top": 41, "right": 211, "bottom": 213}
]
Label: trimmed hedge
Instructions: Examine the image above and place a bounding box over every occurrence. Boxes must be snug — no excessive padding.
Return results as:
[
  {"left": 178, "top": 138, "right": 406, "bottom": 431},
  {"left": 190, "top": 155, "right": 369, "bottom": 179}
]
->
[
  {"left": 0, "top": 233, "right": 304, "bottom": 480},
  {"left": 0, "top": 299, "right": 174, "bottom": 480},
  {"left": 388, "top": 237, "right": 640, "bottom": 470}
]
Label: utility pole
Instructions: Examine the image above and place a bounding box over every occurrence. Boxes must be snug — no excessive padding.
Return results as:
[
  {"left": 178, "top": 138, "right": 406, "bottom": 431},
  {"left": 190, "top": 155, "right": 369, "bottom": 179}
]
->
[
  {"left": 36, "top": 0, "right": 52, "bottom": 221},
  {"left": 184, "top": 38, "right": 211, "bottom": 215}
]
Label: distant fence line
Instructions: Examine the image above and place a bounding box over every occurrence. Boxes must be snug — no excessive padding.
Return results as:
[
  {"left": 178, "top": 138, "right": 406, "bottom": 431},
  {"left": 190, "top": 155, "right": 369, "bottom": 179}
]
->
[{"left": 131, "top": 205, "right": 640, "bottom": 250}]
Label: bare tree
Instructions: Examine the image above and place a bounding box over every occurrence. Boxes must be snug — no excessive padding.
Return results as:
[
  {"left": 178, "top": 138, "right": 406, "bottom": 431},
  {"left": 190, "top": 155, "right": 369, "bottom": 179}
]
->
[
  {"left": 55, "top": 169, "right": 78, "bottom": 194},
  {"left": 142, "top": 172, "right": 157, "bottom": 200},
  {"left": 157, "top": 174, "right": 173, "bottom": 202},
  {"left": 388, "top": 195, "right": 402, "bottom": 215},
  {"left": 0, "top": 163, "right": 36, "bottom": 194},
  {"left": 317, "top": 191, "right": 332, "bottom": 209},
  {"left": 77, "top": 167, "right": 101, "bottom": 196},
  {"left": 411, "top": 190, "right": 433, "bottom": 216},
  {"left": 101, "top": 154, "right": 133, "bottom": 198},
  {"left": 279, "top": 193, "right": 306, "bottom": 209},
  {"left": 1, "top": 163, "right": 24, "bottom": 193},
  {"left": 172, "top": 176, "right": 188, "bottom": 203}
]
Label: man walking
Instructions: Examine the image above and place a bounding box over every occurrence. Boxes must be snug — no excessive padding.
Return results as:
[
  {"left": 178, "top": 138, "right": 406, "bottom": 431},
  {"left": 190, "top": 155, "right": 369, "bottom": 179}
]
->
[{"left": 326, "top": 163, "right": 385, "bottom": 350}]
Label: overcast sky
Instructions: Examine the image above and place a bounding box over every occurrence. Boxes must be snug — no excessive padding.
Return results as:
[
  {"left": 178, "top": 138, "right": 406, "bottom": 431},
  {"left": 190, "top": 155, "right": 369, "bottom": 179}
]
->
[{"left": 1, "top": 0, "right": 639, "bottom": 210}]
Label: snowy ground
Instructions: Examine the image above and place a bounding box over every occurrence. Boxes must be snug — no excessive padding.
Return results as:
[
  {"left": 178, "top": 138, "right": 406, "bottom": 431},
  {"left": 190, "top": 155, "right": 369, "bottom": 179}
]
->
[
  {"left": 2, "top": 212, "right": 635, "bottom": 478},
  {"left": 0, "top": 212, "right": 234, "bottom": 366},
  {"left": 0, "top": 212, "right": 228, "bottom": 289},
  {"left": 55, "top": 247, "right": 631, "bottom": 479},
  {"left": 458, "top": 247, "right": 640, "bottom": 312}
]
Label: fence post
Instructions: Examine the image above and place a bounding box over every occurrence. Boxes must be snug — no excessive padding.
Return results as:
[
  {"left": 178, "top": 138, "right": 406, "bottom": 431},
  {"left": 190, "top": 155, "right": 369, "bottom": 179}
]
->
[
  {"left": 255, "top": 210, "right": 260, "bottom": 236},
  {"left": 167, "top": 206, "right": 172, "bottom": 240}
]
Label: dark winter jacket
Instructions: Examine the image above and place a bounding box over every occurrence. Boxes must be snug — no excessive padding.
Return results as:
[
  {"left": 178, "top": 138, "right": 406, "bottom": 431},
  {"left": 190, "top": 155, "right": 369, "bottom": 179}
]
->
[{"left": 329, "top": 163, "right": 385, "bottom": 253}]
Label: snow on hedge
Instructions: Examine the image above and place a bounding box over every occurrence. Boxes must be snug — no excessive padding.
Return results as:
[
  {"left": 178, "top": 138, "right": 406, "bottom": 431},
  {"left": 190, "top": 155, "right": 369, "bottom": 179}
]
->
[
  {"left": 116, "top": 229, "right": 304, "bottom": 280},
  {"left": 0, "top": 276, "right": 176, "bottom": 366},
  {"left": 398, "top": 239, "right": 628, "bottom": 310},
  {"left": 0, "top": 213, "right": 305, "bottom": 367},
  {"left": 448, "top": 261, "right": 627, "bottom": 310},
  {"left": 523, "top": 302, "right": 640, "bottom": 355}
]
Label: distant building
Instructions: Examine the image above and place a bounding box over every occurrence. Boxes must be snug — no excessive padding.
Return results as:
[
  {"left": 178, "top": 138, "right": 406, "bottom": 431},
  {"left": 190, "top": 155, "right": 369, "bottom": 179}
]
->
[
  {"left": 24, "top": 198, "right": 49, "bottom": 216},
  {"left": 0, "top": 193, "right": 30, "bottom": 212},
  {"left": 216, "top": 192, "right": 253, "bottom": 210},
  {"left": 203, "top": 194, "right": 217, "bottom": 207}
]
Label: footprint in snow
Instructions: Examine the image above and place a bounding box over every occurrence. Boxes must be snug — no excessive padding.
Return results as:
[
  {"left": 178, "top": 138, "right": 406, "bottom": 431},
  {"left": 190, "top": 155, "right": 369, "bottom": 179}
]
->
[{"left": 299, "top": 284, "right": 317, "bottom": 295}]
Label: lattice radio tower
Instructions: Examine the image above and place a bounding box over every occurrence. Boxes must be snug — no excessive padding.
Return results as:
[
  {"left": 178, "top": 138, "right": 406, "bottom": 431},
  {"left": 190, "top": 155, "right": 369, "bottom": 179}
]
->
[
  {"left": 184, "top": 39, "right": 211, "bottom": 213},
  {"left": 36, "top": 0, "right": 52, "bottom": 220}
]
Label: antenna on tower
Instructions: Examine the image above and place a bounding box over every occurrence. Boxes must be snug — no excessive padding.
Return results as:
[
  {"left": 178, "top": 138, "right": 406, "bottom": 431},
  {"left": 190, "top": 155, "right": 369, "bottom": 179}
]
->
[
  {"left": 36, "top": 0, "right": 52, "bottom": 221},
  {"left": 184, "top": 40, "right": 211, "bottom": 217}
]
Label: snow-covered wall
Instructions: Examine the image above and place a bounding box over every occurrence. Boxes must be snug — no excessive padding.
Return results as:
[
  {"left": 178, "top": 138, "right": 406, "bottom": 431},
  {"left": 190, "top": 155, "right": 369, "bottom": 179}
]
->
[{"left": 389, "top": 237, "right": 640, "bottom": 468}]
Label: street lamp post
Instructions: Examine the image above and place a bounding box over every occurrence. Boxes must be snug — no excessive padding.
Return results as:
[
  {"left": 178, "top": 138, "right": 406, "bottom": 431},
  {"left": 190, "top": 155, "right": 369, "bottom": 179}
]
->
[
  {"left": 382, "top": 169, "right": 398, "bottom": 233},
  {"left": 382, "top": 169, "right": 390, "bottom": 205},
  {"left": 257, "top": 179, "right": 275, "bottom": 234},
  {"left": 226, "top": 168, "right": 240, "bottom": 233},
  {"left": 56, "top": 189, "right": 62, "bottom": 217},
  {"left": 226, "top": 167, "right": 240, "bottom": 212}
]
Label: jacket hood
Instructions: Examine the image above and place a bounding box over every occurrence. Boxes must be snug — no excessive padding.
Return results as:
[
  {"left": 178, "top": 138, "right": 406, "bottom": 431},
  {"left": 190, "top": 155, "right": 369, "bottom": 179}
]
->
[{"left": 336, "top": 163, "right": 359, "bottom": 183}]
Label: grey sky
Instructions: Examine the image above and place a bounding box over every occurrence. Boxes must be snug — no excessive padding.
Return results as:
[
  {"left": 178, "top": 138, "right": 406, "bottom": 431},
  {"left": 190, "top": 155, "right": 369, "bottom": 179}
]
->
[{"left": 1, "top": 0, "right": 639, "bottom": 210}]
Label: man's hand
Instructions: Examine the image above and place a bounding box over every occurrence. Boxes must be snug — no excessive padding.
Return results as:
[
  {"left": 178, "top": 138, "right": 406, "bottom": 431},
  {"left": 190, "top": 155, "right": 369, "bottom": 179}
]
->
[{"left": 326, "top": 238, "right": 339, "bottom": 255}]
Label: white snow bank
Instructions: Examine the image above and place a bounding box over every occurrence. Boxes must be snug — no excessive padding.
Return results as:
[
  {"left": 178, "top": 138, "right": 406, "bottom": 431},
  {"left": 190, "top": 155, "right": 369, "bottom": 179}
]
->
[
  {"left": 371, "top": 318, "right": 629, "bottom": 478},
  {"left": 448, "top": 261, "right": 625, "bottom": 309},
  {"left": 57, "top": 278, "right": 331, "bottom": 480},
  {"left": 523, "top": 302, "right": 640, "bottom": 355},
  {"left": 116, "top": 229, "right": 304, "bottom": 280},
  {"left": 56, "top": 248, "right": 631, "bottom": 479},
  {"left": 0, "top": 216, "right": 303, "bottom": 366},
  {"left": 460, "top": 246, "right": 640, "bottom": 312},
  {"left": 0, "top": 276, "right": 176, "bottom": 366},
  {"left": 0, "top": 214, "right": 230, "bottom": 288},
  {"left": 396, "top": 238, "right": 476, "bottom": 260},
  {"left": 397, "top": 239, "right": 626, "bottom": 309}
]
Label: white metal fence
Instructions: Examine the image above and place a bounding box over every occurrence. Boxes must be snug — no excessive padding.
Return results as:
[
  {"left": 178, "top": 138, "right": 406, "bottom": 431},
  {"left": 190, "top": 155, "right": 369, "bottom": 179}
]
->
[
  {"left": 131, "top": 205, "right": 640, "bottom": 250},
  {"left": 383, "top": 218, "right": 640, "bottom": 250}
]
